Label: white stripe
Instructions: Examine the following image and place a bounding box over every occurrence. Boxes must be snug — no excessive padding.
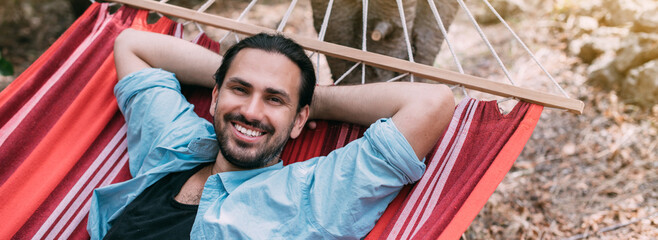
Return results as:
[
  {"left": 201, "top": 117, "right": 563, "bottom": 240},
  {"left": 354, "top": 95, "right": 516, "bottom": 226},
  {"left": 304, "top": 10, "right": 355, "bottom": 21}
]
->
[
  {"left": 192, "top": 32, "right": 203, "bottom": 44},
  {"left": 44, "top": 134, "right": 128, "bottom": 240},
  {"left": 0, "top": 14, "right": 113, "bottom": 147},
  {"left": 32, "top": 125, "right": 127, "bottom": 240},
  {"left": 398, "top": 99, "right": 477, "bottom": 239},
  {"left": 59, "top": 153, "right": 130, "bottom": 240},
  {"left": 407, "top": 99, "right": 479, "bottom": 238},
  {"left": 387, "top": 98, "right": 474, "bottom": 239},
  {"left": 174, "top": 23, "right": 184, "bottom": 38},
  {"left": 92, "top": 4, "right": 110, "bottom": 34}
]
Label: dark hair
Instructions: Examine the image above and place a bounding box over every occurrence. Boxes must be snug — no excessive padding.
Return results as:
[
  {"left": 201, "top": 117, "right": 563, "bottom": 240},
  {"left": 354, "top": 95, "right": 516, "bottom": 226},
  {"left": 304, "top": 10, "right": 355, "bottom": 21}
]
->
[{"left": 214, "top": 33, "right": 316, "bottom": 112}]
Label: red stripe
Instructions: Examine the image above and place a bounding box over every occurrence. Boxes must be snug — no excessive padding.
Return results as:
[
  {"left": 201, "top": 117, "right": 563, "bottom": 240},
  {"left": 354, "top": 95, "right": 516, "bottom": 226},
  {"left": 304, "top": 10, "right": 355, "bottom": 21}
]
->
[
  {"left": 0, "top": 54, "right": 124, "bottom": 239},
  {"left": 0, "top": 4, "right": 103, "bottom": 182},
  {"left": 0, "top": 6, "right": 137, "bottom": 185},
  {"left": 56, "top": 151, "right": 129, "bottom": 240},
  {"left": 0, "top": 6, "right": 165, "bottom": 239},
  {"left": 13, "top": 113, "right": 125, "bottom": 239},
  {"left": 417, "top": 101, "right": 531, "bottom": 238},
  {"left": 378, "top": 99, "right": 476, "bottom": 239},
  {"left": 436, "top": 103, "right": 542, "bottom": 239}
]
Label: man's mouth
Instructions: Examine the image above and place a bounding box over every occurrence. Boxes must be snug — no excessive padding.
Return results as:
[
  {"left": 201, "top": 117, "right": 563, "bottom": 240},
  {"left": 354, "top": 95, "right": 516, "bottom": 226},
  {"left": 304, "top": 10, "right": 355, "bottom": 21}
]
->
[{"left": 233, "top": 122, "right": 265, "bottom": 137}]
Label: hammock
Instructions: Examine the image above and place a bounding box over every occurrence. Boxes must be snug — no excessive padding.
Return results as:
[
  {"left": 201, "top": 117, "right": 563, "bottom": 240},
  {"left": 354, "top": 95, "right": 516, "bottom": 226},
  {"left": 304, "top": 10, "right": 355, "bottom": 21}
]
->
[{"left": 0, "top": 3, "right": 545, "bottom": 239}]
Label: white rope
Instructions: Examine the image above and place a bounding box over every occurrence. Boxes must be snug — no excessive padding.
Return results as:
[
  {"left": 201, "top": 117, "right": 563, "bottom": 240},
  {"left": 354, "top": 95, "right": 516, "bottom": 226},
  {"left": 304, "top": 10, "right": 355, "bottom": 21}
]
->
[
  {"left": 361, "top": 0, "right": 368, "bottom": 84},
  {"left": 218, "top": 32, "right": 233, "bottom": 44},
  {"left": 386, "top": 73, "right": 410, "bottom": 82},
  {"left": 316, "top": 51, "right": 320, "bottom": 83},
  {"left": 181, "top": 0, "right": 215, "bottom": 34},
  {"left": 219, "top": 0, "right": 257, "bottom": 44},
  {"left": 89, "top": 0, "right": 116, "bottom": 6},
  {"left": 427, "top": 0, "right": 463, "bottom": 74},
  {"left": 334, "top": 62, "right": 362, "bottom": 85},
  {"left": 449, "top": 85, "right": 469, "bottom": 97},
  {"left": 194, "top": 22, "right": 205, "bottom": 33},
  {"left": 396, "top": 0, "right": 415, "bottom": 82},
  {"left": 427, "top": 0, "right": 468, "bottom": 97},
  {"left": 456, "top": 0, "right": 516, "bottom": 86},
  {"left": 277, "top": 0, "right": 299, "bottom": 32},
  {"left": 480, "top": 0, "right": 569, "bottom": 97},
  {"left": 497, "top": 97, "right": 513, "bottom": 103},
  {"left": 318, "top": 0, "right": 334, "bottom": 41},
  {"left": 155, "top": 0, "right": 169, "bottom": 17},
  {"left": 310, "top": 0, "right": 334, "bottom": 80},
  {"left": 196, "top": 0, "right": 215, "bottom": 13}
]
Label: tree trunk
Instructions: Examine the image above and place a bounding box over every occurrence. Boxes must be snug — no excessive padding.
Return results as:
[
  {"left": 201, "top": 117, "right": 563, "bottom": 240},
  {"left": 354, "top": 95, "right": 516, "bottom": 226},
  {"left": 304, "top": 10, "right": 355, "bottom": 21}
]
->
[{"left": 310, "top": 0, "right": 459, "bottom": 84}]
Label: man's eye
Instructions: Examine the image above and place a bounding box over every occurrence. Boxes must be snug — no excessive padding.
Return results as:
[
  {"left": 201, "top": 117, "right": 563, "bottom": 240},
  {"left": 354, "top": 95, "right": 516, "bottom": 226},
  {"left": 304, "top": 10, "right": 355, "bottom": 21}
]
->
[
  {"left": 268, "top": 97, "right": 283, "bottom": 104},
  {"left": 232, "top": 87, "right": 247, "bottom": 94}
]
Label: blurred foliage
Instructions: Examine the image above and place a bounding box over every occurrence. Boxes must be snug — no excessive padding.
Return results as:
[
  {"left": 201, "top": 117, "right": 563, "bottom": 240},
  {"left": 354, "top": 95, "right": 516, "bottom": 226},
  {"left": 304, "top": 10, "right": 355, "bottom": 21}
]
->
[{"left": 0, "top": 53, "right": 14, "bottom": 76}]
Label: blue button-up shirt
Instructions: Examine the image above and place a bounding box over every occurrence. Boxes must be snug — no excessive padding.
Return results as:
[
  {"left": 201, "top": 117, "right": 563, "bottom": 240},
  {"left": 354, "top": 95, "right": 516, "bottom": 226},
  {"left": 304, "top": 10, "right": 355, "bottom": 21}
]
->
[{"left": 87, "top": 68, "right": 425, "bottom": 239}]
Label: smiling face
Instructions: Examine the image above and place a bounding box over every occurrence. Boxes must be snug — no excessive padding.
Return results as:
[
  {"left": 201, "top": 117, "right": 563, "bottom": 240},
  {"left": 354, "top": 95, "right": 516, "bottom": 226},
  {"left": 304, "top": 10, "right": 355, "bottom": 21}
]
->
[{"left": 210, "top": 48, "right": 309, "bottom": 170}]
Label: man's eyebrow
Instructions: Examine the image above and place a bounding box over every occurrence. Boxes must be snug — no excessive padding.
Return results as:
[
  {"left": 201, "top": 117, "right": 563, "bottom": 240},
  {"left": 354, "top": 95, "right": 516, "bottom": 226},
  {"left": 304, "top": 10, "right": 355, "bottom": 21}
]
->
[
  {"left": 265, "top": 88, "right": 292, "bottom": 103},
  {"left": 227, "top": 77, "right": 292, "bottom": 103},
  {"left": 227, "top": 78, "right": 252, "bottom": 88}
]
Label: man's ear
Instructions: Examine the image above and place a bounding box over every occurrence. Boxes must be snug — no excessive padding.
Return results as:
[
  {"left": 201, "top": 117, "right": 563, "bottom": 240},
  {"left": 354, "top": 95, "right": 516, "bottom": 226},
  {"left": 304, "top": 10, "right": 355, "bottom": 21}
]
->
[
  {"left": 209, "top": 85, "right": 219, "bottom": 117},
  {"left": 290, "top": 105, "right": 310, "bottom": 139}
]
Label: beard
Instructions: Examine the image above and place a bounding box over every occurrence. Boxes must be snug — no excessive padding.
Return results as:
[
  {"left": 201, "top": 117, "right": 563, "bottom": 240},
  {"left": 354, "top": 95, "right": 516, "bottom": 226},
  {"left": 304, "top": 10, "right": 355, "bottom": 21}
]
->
[{"left": 215, "top": 112, "right": 293, "bottom": 169}]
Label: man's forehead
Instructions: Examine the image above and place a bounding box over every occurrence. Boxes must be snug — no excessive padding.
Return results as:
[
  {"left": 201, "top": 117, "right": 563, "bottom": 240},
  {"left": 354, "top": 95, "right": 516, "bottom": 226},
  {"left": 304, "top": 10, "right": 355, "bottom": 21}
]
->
[{"left": 223, "top": 48, "right": 302, "bottom": 96}]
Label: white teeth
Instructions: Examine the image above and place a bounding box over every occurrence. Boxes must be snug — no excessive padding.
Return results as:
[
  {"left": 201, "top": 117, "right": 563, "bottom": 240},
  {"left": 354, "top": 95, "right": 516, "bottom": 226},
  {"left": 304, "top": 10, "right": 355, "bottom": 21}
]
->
[{"left": 234, "top": 123, "right": 263, "bottom": 137}]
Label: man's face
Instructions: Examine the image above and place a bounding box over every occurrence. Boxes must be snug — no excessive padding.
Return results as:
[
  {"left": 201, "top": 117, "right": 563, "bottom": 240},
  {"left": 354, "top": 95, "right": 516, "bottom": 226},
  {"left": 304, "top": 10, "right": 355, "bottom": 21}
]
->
[{"left": 210, "top": 48, "right": 309, "bottom": 169}]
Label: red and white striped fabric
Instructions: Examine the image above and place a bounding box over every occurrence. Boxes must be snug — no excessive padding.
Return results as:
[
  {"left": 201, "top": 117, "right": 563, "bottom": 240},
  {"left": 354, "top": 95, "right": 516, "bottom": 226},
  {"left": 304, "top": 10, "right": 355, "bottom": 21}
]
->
[{"left": 0, "top": 3, "right": 542, "bottom": 239}]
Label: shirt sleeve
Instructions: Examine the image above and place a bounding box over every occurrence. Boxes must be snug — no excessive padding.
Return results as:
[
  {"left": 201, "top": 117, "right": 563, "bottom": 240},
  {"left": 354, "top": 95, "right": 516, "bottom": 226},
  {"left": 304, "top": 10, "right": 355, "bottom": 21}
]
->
[
  {"left": 114, "top": 68, "right": 216, "bottom": 177},
  {"left": 302, "top": 118, "right": 426, "bottom": 237}
]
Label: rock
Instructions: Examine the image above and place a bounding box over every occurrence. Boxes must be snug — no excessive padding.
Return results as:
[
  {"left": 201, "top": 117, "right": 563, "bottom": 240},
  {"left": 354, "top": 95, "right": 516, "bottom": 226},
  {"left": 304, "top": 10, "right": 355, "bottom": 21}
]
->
[
  {"left": 588, "top": 55, "right": 623, "bottom": 89},
  {"left": 632, "top": 8, "right": 658, "bottom": 32},
  {"left": 570, "top": 27, "right": 626, "bottom": 63},
  {"left": 602, "top": 0, "right": 652, "bottom": 26},
  {"left": 621, "top": 59, "right": 658, "bottom": 107},
  {"left": 474, "top": 0, "right": 529, "bottom": 24},
  {"left": 576, "top": 40, "right": 600, "bottom": 64},
  {"left": 575, "top": 0, "right": 605, "bottom": 20},
  {"left": 591, "top": 26, "right": 630, "bottom": 37},
  {"left": 613, "top": 33, "right": 658, "bottom": 73},
  {"left": 574, "top": 16, "right": 599, "bottom": 36}
]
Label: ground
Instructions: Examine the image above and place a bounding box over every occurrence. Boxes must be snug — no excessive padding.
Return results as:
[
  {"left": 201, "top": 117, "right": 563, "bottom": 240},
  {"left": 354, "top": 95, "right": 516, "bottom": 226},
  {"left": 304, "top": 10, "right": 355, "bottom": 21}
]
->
[{"left": 0, "top": 0, "right": 655, "bottom": 239}]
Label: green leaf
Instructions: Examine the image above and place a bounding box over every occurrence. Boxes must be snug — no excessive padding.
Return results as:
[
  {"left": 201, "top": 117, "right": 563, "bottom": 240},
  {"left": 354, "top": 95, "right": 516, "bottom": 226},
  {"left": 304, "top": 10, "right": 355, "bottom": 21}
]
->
[{"left": 0, "top": 53, "right": 14, "bottom": 76}]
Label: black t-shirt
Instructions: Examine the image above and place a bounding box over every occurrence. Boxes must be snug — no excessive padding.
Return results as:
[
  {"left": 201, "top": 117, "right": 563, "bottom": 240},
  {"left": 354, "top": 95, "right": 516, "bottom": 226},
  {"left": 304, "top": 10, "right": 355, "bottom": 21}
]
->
[{"left": 103, "top": 163, "right": 210, "bottom": 240}]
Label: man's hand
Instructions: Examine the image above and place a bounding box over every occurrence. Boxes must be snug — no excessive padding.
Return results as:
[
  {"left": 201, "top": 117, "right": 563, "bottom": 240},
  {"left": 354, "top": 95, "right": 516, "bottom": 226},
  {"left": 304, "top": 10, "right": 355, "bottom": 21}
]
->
[
  {"left": 113, "top": 29, "right": 221, "bottom": 87},
  {"left": 310, "top": 83, "right": 454, "bottom": 160}
]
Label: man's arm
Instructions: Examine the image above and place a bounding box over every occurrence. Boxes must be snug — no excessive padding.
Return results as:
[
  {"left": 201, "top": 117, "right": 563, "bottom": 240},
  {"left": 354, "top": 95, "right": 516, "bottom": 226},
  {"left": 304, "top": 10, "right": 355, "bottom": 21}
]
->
[
  {"left": 113, "top": 28, "right": 220, "bottom": 87},
  {"left": 311, "top": 83, "right": 454, "bottom": 160}
]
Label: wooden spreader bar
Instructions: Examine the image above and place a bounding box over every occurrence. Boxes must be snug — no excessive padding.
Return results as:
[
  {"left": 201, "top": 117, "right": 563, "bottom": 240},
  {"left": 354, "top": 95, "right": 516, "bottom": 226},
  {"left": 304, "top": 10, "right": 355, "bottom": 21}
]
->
[{"left": 108, "top": 0, "right": 585, "bottom": 114}]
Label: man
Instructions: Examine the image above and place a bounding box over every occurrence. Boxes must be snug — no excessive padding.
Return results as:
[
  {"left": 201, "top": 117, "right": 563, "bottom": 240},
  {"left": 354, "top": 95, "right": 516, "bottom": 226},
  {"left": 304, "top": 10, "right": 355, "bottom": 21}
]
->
[{"left": 88, "top": 28, "right": 454, "bottom": 239}]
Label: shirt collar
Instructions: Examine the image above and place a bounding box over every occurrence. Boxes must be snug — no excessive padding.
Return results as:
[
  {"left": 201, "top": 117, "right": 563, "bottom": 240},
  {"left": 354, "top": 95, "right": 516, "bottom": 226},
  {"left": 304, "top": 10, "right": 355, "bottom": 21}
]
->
[
  {"left": 216, "top": 161, "right": 283, "bottom": 193},
  {"left": 189, "top": 137, "right": 219, "bottom": 160}
]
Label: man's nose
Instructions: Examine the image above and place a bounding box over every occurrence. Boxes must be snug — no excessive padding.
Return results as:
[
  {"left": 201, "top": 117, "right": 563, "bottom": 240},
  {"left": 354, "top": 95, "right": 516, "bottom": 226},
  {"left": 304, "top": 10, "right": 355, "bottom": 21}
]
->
[{"left": 240, "top": 96, "right": 264, "bottom": 121}]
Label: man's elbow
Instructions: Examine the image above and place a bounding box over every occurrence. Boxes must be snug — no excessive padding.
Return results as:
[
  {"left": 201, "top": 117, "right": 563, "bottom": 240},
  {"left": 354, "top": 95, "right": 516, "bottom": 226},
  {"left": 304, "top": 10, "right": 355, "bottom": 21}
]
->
[
  {"left": 421, "top": 84, "right": 455, "bottom": 136},
  {"left": 421, "top": 84, "right": 454, "bottom": 114},
  {"left": 114, "top": 29, "right": 135, "bottom": 54}
]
